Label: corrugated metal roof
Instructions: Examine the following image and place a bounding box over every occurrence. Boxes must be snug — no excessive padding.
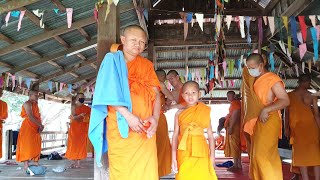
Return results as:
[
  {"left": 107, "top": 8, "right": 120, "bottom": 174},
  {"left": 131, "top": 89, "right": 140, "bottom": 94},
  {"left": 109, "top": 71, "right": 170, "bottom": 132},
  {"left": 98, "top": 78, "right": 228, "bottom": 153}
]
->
[
  {"left": 59, "top": 30, "right": 88, "bottom": 47},
  {"left": 29, "top": 38, "right": 66, "bottom": 56},
  {"left": 0, "top": 49, "right": 39, "bottom": 67},
  {"left": 27, "top": 63, "right": 59, "bottom": 75}
]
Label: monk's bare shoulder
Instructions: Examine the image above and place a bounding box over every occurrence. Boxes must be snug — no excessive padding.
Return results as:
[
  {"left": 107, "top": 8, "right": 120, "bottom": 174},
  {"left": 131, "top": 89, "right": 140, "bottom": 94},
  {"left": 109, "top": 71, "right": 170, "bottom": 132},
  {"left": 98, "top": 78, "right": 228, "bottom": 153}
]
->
[{"left": 23, "top": 100, "right": 32, "bottom": 108}]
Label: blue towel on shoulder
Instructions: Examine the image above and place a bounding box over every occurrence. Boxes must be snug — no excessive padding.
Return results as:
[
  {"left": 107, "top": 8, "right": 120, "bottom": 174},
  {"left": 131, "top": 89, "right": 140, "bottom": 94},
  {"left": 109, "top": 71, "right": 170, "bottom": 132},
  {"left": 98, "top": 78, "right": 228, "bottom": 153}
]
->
[{"left": 89, "top": 50, "right": 132, "bottom": 167}]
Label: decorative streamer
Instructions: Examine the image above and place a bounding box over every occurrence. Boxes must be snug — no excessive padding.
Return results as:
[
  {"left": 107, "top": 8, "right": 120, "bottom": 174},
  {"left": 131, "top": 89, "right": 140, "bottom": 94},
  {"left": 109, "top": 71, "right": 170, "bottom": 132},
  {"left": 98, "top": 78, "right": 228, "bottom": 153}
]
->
[
  {"left": 239, "top": 16, "right": 245, "bottom": 38},
  {"left": 215, "top": 65, "right": 219, "bottom": 81},
  {"left": 48, "top": 81, "right": 53, "bottom": 92},
  {"left": 226, "top": 15, "right": 232, "bottom": 30},
  {"left": 298, "top": 16, "right": 307, "bottom": 42},
  {"left": 269, "top": 52, "right": 275, "bottom": 71},
  {"left": 302, "top": 61, "right": 305, "bottom": 73},
  {"left": 268, "top": 16, "right": 275, "bottom": 36},
  {"left": 188, "top": 72, "right": 192, "bottom": 81},
  {"left": 11, "top": 75, "right": 15, "bottom": 90},
  {"left": 191, "top": 72, "right": 195, "bottom": 81},
  {"left": 66, "top": 8, "right": 73, "bottom": 28},
  {"left": 310, "top": 27, "right": 319, "bottom": 61},
  {"left": 59, "top": 82, "right": 64, "bottom": 91},
  {"left": 195, "top": 13, "right": 204, "bottom": 31},
  {"left": 282, "top": 16, "right": 288, "bottom": 32},
  {"left": 299, "top": 43, "right": 307, "bottom": 60},
  {"left": 290, "top": 16, "right": 298, "bottom": 47},
  {"left": 68, "top": 84, "right": 72, "bottom": 94},
  {"left": 317, "top": 25, "right": 320, "bottom": 40},
  {"left": 287, "top": 48, "right": 293, "bottom": 64},
  {"left": 278, "top": 40, "right": 286, "bottom": 53},
  {"left": 18, "top": 76, "right": 22, "bottom": 87},
  {"left": 94, "top": 7, "right": 98, "bottom": 22},
  {"left": 222, "top": 61, "right": 227, "bottom": 77},
  {"left": 53, "top": 9, "right": 66, "bottom": 16},
  {"left": 230, "top": 60, "right": 235, "bottom": 75},
  {"left": 276, "top": 16, "right": 283, "bottom": 41},
  {"left": 26, "top": 78, "right": 31, "bottom": 89},
  {"left": 294, "top": 64, "right": 299, "bottom": 77},
  {"left": 5, "top": 73, "right": 9, "bottom": 87},
  {"left": 5, "top": 12, "right": 10, "bottom": 27},
  {"left": 32, "top": 9, "right": 45, "bottom": 28},
  {"left": 297, "top": 32, "right": 303, "bottom": 44},
  {"left": 17, "top": 10, "right": 26, "bottom": 31},
  {"left": 216, "top": 15, "right": 221, "bottom": 38},
  {"left": 210, "top": 65, "right": 214, "bottom": 80},
  {"left": 308, "top": 60, "right": 312, "bottom": 73},
  {"left": 258, "top": 17, "right": 263, "bottom": 46},
  {"left": 263, "top": 16, "right": 268, "bottom": 25},
  {"left": 309, "top": 15, "right": 316, "bottom": 27},
  {"left": 113, "top": 0, "right": 119, "bottom": 6},
  {"left": 240, "top": 55, "right": 244, "bottom": 65},
  {"left": 55, "top": 82, "right": 59, "bottom": 92},
  {"left": 245, "top": 16, "right": 251, "bottom": 45}
]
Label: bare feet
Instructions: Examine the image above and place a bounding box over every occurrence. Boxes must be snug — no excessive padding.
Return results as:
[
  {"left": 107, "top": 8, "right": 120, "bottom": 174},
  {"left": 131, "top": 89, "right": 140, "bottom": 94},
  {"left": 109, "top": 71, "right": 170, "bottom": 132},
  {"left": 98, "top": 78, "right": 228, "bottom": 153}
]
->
[
  {"left": 227, "top": 165, "right": 241, "bottom": 172},
  {"left": 23, "top": 161, "right": 29, "bottom": 170}
]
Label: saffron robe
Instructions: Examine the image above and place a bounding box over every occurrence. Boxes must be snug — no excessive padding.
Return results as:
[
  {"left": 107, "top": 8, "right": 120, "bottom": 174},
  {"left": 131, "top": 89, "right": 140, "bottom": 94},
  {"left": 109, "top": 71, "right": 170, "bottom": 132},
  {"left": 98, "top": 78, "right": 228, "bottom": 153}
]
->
[
  {"left": 66, "top": 104, "right": 91, "bottom": 160},
  {"left": 176, "top": 102, "right": 217, "bottom": 180},
  {"left": 250, "top": 72, "right": 284, "bottom": 180},
  {"left": 16, "top": 101, "right": 42, "bottom": 162},
  {"left": 156, "top": 92, "right": 172, "bottom": 177},
  {"left": 107, "top": 55, "right": 160, "bottom": 180},
  {"left": 288, "top": 92, "right": 320, "bottom": 168},
  {"left": 0, "top": 100, "right": 8, "bottom": 158},
  {"left": 224, "top": 100, "right": 241, "bottom": 158}
]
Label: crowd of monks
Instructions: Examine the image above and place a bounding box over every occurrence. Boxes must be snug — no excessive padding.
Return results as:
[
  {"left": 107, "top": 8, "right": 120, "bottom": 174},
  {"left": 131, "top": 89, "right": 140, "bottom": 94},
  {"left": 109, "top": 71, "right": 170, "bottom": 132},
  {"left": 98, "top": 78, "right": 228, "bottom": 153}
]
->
[{"left": 0, "top": 24, "right": 319, "bottom": 180}]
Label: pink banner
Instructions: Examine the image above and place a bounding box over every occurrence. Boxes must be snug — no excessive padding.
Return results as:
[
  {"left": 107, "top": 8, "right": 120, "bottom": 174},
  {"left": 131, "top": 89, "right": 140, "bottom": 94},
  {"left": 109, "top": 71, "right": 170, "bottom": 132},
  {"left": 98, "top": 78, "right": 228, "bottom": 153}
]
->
[
  {"left": 17, "top": 10, "right": 26, "bottom": 31},
  {"left": 66, "top": 8, "right": 73, "bottom": 28},
  {"left": 299, "top": 43, "right": 307, "bottom": 60}
]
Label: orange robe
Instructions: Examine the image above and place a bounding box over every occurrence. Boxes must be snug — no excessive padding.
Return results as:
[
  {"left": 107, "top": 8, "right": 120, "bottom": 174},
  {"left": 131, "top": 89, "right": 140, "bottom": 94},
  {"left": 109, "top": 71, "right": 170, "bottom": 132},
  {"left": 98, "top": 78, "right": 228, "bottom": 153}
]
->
[
  {"left": 107, "top": 56, "right": 160, "bottom": 180},
  {"left": 176, "top": 102, "right": 217, "bottom": 180},
  {"left": 156, "top": 92, "right": 172, "bottom": 177},
  {"left": 288, "top": 92, "right": 320, "bottom": 172},
  {"left": 16, "top": 102, "right": 42, "bottom": 162},
  {"left": 249, "top": 72, "right": 284, "bottom": 180},
  {"left": 0, "top": 100, "right": 8, "bottom": 158},
  {"left": 66, "top": 104, "right": 91, "bottom": 160},
  {"left": 215, "top": 135, "right": 225, "bottom": 150},
  {"left": 224, "top": 100, "right": 241, "bottom": 158}
]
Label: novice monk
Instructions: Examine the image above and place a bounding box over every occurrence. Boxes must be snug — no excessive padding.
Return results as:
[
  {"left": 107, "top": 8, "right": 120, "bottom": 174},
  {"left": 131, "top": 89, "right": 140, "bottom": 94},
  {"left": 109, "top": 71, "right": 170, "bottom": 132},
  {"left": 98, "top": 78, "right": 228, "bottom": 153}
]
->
[
  {"left": 16, "top": 90, "right": 44, "bottom": 170},
  {"left": 172, "top": 81, "right": 217, "bottom": 180},
  {"left": 66, "top": 93, "right": 91, "bottom": 168},
  {"left": 0, "top": 88, "right": 8, "bottom": 159},
  {"left": 244, "top": 53, "right": 290, "bottom": 180},
  {"left": 224, "top": 91, "right": 242, "bottom": 171},
  {"left": 285, "top": 74, "right": 320, "bottom": 180},
  {"left": 155, "top": 70, "right": 172, "bottom": 177},
  {"left": 89, "top": 25, "right": 160, "bottom": 180},
  {"left": 216, "top": 117, "right": 226, "bottom": 150}
]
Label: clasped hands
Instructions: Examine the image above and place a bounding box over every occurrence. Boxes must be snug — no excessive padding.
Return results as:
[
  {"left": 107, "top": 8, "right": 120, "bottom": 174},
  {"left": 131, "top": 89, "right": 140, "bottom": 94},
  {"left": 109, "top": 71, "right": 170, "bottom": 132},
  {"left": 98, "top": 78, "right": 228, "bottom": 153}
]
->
[{"left": 127, "top": 114, "right": 158, "bottom": 138}]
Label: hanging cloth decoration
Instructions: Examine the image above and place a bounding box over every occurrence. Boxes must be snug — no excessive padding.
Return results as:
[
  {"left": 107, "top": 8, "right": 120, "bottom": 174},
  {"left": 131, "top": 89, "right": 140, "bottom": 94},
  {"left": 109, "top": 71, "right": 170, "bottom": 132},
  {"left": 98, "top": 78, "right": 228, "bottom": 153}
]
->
[
  {"left": 11, "top": 11, "right": 20, "bottom": 17},
  {"left": 11, "top": 75, "right": 15, "bottom": 90},
  {"left": 263, "top": 16, "right": 268, "bottom": 25},
  {"left": 301, "top": 61, "right": 306, "bottom": 73},
  {"left": 275, "top": 16, "right": 283, "bottom": 41},
  {"left": 68, "top": 84, "right": 72, "bottom": 94},
  {"left": 191, "top": 72, "right": 195, "bottom": 81},
  {"left": 195, "top": 13, "right": 204, "bottom": 31},
  {"left": 282, "top": 16, "right": 288, "bottom": 33},
  {"left": 268, "top": 16, "right": 275, "bottom": 36},
  {"left": 5, "top": 73, "right": 10, "bottom": 87},
  {"left": 290, "top": 16, "right": 298, "bottom": 47},
  {"left": 308, "top": 60, "right": 312, "bottom": 73},
  {"left": 5, "top": 11, "right": 10, "bottom": 27},
  {"left": 227, "top": 60, "right": 232, "bottom": 76},
  {"left": 53, "top": 9, "right": 66, "bottom": 16},
  {"left": 226, "top": 15, "right": 232, "bottom": 30},
  {"left": 188, "top": 71, "right": 192, "bottom": 81},
  {"left": 94, "top": 7, "right": 98, "bottom": 22},
  {"left": 299, "top": 43, "right": 307, "bottom": 60},
  {"left": 230, "top": 60, "right": 235, "bottom": 75},
  {"left": 317, "top": 25, "right": 320, "bottom": 40},
  {"left": 297, "top": 32, "right": 303, "bottom": 44},
  {"left": 239, "top": 16, "right": 245, "bottom": 38},
  {"left": 48, "top": 81, "right": 53, "bottom": 92},
  {"left": 17, "top": 10, "right": 25, "bottom": 31},
  {"left": 309, "top": 15, "right": 317, "bottom": 27},
  {"left": 210, "top": 65, "right": 214, "bottom": 80},
  {"left": 215, "top": 65, "right": 219, "bottom": 81},
  {"left": 269, "top": 52, "right": 275, "bottom": 71},
  {"left": 179, "top": 12, "right": 188, "bottom": 41},
  {"left": 32, "top": 9, "right": 45, "bottom": 28},
  {"left": 222, "top": 61, "right": 227, "bottom": 77},
  {"left": 18, "top": 76, "right": 22, "bottom": 87},
  {"left": 59, "top": 82, "right": 64, "bottom": 91},
  {"left": 66, "top": 8, "right": 73, "bottom": 28},
  {"left": 245, "top": 16, "right": 251, "bottom": 45},
  {"left": 310, "top": 27, "right": 319, "bottom": 61},
  {"left": 294, "top": 64, "right": 299, "bottom": 77},
  {"left": 55, "top": 82, "right": 59, "bottom": 92},
  {"left": 113, "top": 0, "right": 119, "bottom": 6},
  {"left": 209, "top": 51, "right": 213, "bottom": 61},
  {"left": 287, "top": 48, "right": 293, "bottom": 64},
  {"left": 216, "top": 14, "right": 222, "bottom": 38},
  {"left": 298, "top": 16, "right": 307, "bottom": 42},
  {"left": 258, "top": 17, "right": 263, "bottom": 46},
  {"left": 26, "top": 78, "right": 31, "bottom": 89},
  {"left": 104, "top": 0, "right": 114, "bottom": 21}
]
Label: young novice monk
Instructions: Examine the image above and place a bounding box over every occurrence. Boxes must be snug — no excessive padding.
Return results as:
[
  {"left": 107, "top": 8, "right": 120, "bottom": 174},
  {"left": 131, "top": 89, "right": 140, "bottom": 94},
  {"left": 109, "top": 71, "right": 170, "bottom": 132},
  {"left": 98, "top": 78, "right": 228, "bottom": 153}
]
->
[{"left": 171, "top": 81, "right": 217, "bottom": 180}]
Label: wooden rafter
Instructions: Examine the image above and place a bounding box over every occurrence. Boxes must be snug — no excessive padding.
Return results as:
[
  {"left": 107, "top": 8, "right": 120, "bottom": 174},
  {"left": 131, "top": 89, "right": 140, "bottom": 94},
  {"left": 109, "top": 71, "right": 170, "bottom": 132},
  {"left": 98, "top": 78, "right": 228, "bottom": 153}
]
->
[
  {"left": 0, "top": 0, "right": 40, "bottom": 14},
  {"left": 0, "top": 17, "right": 95, "bottom": 56},
  {"left": 263, "top": 0, "right": 281, "bottom": 15},
  {"left": 0, "top": 61, "right": 38, "bottom": 78},
  {"left": 70, "top": 72, "right": 97, "bottom": 84},
  {"left": 8, "top": 39, "right": 97, "bottom": 74},
  {"left": 38, "top": 57, "right": 97, "bottom": 83}
]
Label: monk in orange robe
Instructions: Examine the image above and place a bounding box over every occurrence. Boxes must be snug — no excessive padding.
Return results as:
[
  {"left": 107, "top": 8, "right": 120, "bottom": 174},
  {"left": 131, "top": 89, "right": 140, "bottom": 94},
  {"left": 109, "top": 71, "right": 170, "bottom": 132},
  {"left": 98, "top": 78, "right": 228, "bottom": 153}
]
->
[
  {"left": 216, "top": 117, "right": 226, "bottom": 150},
  {"left": 16, "top": 90, "right": 44, "bottom": 170},
  {"left": 66, "top": 93, "right": 91, "bottom": 168},
  {"left": 244, "top": 53, "right": 290, "bottom": 180},
  {"left": 172, "top": 81, "right": 217, "bottom": 180},
  {"left": 0, "top": 88, "right": 8, "bottom": 159},
  {"left": 105, "top": 25, "right": 161, "bottom": 180},
  {"left": 224, "top": 91, "right": 242, "bottom": 171},
  {"left": 284, "top": 74, "right": 320, "bottom": 180},
  {"left": 155, "top": 70, "right": 172, "bottom": 177},
  {"left": 166, "top": 70, "right": 187, "bottom": 110}
]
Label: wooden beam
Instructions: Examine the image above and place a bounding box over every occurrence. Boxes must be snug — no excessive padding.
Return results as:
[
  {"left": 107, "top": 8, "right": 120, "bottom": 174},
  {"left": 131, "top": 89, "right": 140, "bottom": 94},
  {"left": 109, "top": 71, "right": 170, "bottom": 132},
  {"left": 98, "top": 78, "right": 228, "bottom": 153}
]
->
[
  {"left": 263, "top": 0, "right": 281, "bottom": 15},
  {"left": 8, "top": 39, "right": 97, "bottom": 74},
  {"left": 78, "top": 28, "right": 91, "bottom": 41},
  {"left": 70, "top": 72, "right": 97, "bottom": 84},
  {"left": 69, "top": 72, "right": 79, "bottom": 78},
  {"left": 90, "top": 63, "right": 97, "bottom": 70},
  {"left": 0, "top": 0, "right": 41, "bottom": 14},
  {"left": 51, "top": 0, "right": 66, "bottom": 12},
  {"left": 47, "top": 60, "right": 63, "bottom": 69},
  {"left": 119, "top": 2, "right": 135, "bottom": 13},
  {"left": 0, "top": 17, "right": 95, "bottom": 56},
  {"left": 0, "top": 33, "right": 14, "bottom": 44},
  {"left": 155, "top": 39, "right": 258, "bottom": 46},
  {"left": 0, "top": 61, "right": 38, "bottom": 78},
  {"left": 38, "top": 57, "right": 96, "bottom": 83},
  {"left": 247, "top": 0, "right": 265, "bottom": 11}
]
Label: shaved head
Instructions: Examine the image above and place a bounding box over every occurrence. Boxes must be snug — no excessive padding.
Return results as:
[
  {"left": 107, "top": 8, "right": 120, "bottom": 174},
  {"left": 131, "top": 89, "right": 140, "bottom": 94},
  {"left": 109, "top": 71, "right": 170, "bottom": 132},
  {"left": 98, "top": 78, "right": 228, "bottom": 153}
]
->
[
  {"left": 227, "top": 91, "right": 235, "bottom": 96},
  {"left": 29, "top": 90, "right": 39, "bottom": 102},
  {"left": 122, "top": 25, "right": 146, "bottom": 37},
  {"left": 167, "top": 70, "right": 179, "bottom": 76},
  {"left": 246, "top": 53, "right": 264, "bottom": 64},
  {"left": 28, "top": 90, "right": 38, "bottom": 96},
  {"left": 182, "top": 81, "right": 200, "bottom": 92},
  {"left": 156, "top": 69, "right": 166, "bottom": 82}
]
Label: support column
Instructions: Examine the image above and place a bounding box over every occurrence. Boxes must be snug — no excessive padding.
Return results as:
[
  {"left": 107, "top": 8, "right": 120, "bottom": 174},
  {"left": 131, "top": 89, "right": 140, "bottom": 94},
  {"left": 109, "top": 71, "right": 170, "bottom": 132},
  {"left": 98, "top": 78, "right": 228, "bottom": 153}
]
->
[{"left": 94, "top": 2, "right": 119, "bottom": 180}]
